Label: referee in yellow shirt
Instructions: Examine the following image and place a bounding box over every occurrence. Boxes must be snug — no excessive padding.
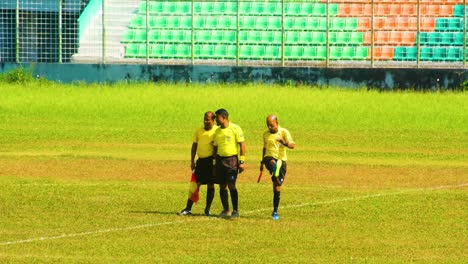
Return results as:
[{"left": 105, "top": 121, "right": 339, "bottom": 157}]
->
[
  {"left": 260, "top": 115, "right": 295, "bottom": 220},
  {"left": 213, "top": 108, "right": 246, "bottom": 218},
  {"left": 179, "top": 111, "right": 217, "bottom": 216}
]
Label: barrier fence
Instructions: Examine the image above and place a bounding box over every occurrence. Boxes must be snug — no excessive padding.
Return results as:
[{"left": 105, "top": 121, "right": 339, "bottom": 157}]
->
[{"left": 1, "top": 0, "right": 467, "bottom": 68}]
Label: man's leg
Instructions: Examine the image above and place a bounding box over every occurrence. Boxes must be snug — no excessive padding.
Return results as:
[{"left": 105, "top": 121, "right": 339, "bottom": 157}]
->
[
  {"left": 205, "top": 183, "right": 215, "bottom": 215},
  {"left": 228, "top": 182, "right": 238, "bottom": 214},
  {"left": 219, "top": 184, "right": 229, "bottom": 213}
]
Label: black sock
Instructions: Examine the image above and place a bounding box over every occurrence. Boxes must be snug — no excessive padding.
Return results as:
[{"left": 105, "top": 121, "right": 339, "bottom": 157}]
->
[
  {"left": 220, "top": 189, "right": 229, "bottom": 211},
  {"left": 230, "top": 188, "right": 238, "bottom": 212},
  {"left": 273, "top": 191, "right": 280, "bottom": 212},
  {"left": 205, "top": 187, "right": 215, "bottom": 211},
  {"left": 185, "top": 199, "right": 194, "bottom": 211}
]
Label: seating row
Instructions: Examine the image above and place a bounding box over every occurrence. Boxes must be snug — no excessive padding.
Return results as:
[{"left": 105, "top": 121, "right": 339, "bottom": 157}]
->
[
  {"left": 129, "top": 15, "right": 359, "bottom": 31},
  {"left": 122, "top": 28, "right": 468, "bottom": 47},
  {"left": 394, "top": 46, "right": 464, "bottom": 61},
  {"left": 122, "top": 30, "right": 369, "bottom": 45},
  {"left": 137, "top": 2, "right": 340, "bottom": 16},
  {"left": 418, "top": 32, "right": 466, "bottom": 45},
  {"left": 137, "top": 1, "right": 467, "bottom": 17},
  {"left": 124, "top": 44, "right": 369, "bottom": 60},
  {"left": 435, "top": 18, "right": 468, "bottom": 31},
  {"left": 336, "top": 4, "right": 457, "bottom": 17}
]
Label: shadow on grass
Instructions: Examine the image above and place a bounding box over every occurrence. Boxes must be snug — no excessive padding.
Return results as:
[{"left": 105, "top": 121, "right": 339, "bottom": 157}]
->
[{"left": 128, "top": 210, "right": 255, "bottom": 220}]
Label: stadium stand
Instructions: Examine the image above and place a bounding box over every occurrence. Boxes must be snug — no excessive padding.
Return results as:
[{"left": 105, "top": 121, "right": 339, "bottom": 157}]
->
[{"left": 114, "top": 0, "right": 468, "bottom": 64}]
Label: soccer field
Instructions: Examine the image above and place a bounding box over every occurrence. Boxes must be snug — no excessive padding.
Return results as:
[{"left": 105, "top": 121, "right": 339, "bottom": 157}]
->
[{"left": 0, "top": 82, "right": 467, "bottom": 263}]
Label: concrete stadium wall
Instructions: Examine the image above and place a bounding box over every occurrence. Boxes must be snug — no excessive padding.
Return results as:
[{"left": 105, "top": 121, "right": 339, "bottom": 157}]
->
[{"left": 1, "top": 63, "right": 466, "bottom": 90}]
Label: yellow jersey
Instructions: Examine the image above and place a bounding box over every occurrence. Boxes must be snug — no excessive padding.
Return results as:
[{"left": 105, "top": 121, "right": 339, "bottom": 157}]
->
[
  {"left": 263, "top": 126, "right": 294, "bottom": 161},
  {"left": 193, "top": 125, "right": 218, "bottom": 158},
  {"left": 213, "top": 122, "right": 245, "bottom": 157}
]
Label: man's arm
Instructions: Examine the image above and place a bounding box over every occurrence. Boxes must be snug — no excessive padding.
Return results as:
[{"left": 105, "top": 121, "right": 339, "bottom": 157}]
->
[
  {"left": 260, "top": 147, "right": 266, "bottom": 172},
  {"left": 191, "top": 143, "right": 197, "bottom": 170},
  {"left": 238, "top": 141, "right": 246, "bottom": 173}
]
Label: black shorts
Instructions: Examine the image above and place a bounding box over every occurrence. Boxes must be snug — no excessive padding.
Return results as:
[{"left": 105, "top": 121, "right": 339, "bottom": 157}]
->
[
  {"left": 195, "top": 157, "right": 215, "bottom": 185},
  {"left": 215, "top": 156, "right": 238, "bottom": 185},
  {"left": 263, "top": 157, "right": 287, "bottom": 186}
]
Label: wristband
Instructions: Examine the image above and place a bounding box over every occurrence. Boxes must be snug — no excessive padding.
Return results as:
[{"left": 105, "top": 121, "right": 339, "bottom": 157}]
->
[{"left": 239, "top": 156, "right": 245, "bottom": 164}]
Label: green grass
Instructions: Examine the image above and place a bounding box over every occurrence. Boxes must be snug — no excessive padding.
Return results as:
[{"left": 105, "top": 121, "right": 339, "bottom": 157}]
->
[{"left": 0, "top": 82, "right": 467, "bottom": 263}]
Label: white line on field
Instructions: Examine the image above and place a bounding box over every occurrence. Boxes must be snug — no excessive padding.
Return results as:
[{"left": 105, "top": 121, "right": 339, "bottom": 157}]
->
[{"left": 1, "top": 182, "right": 466, "bottom": 246}]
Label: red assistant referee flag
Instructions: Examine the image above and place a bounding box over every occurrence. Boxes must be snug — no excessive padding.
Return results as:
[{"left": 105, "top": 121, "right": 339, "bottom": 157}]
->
[{"left": 188, "top": 170, "right": 199, "bottom": 203}]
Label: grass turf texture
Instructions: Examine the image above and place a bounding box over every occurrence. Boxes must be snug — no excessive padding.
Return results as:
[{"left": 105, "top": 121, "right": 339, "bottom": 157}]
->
[{"left": 0, "top": 82, "right": 467, "bottom": 263}]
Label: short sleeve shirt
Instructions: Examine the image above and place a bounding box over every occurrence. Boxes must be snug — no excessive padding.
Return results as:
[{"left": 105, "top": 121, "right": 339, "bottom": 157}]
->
[
  {"left": 193, "top": 125, "right": 218, "bottom": 158},
  {"left": 213, "top": 122, "right": 245, "bottom": 157},
  {"left": 263, "top": 126, "right": 294, "bottom": 161}
]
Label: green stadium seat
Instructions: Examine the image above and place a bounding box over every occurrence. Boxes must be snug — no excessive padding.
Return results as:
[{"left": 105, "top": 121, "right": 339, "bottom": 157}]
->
[
  {"left": 224, "top": 31, "right": 237, "bottom": 43},
  {"left": 285, "top": 3, "right": 301, "bottom": 16},
  {"left": 149, "top": 31, "right": 160, "bottom": 43},
  {"left": 226, "top": 45, "right": 237, "bottom": 59},
  {"left": 284, "top": 46, "right": 304, "bottom": 60},
  {"left": 164, "top": 44, "right": 177, "bottom": 58},
  {"left": 266, "top": 2, "right": 282, "bottom": 16},
  {"left": 311, "top": 32, "right": 326, "bottom": 45},
  {"left": 194, "top": 17, "right": 205, "bottom": 29},
  {"left": 240, "top": 45, "right": 253, "bottom": 59},
  {"left": 417, "top": 32, "right": 430, "bottom": 45},
  {"left": 160, "top": 31, "right": 173, "bottom": 43},
  {"left": 252, "top": 45, "right": 266, "bottom": 59},
  {"left": 177, "top": 44, "right": 191, "bottom": 58},
  {"left": 194, "top": 30, "right": 212, "bottom": 43},
  {"left": 124, "top": 44, "right": 139, "bottom": 58},
  {"left": 447, "top": 47, "right": 463, "bottom": 61},
  {"left": 240, "top": 17, "right": 256, "bottom": 30},
  {"left": 214, "top": 45, "right": 229, "bottom": 58},
  {"left": 355, "top": 47, "right": 368, "bottom": 60},
  {"left": 329, "top": 32, "right": 349, "bottom": 44},
  {"left": 285, "top": 32, "right": 300, "bottom": 44},
  {"left": 196, "top": 2, "right": 215, "bottom": 14},
  {"left": 256, "top": 17, "right": 269, "bottom": 29},
  {"left": 205, "top": 17, "right": 218, "bottom": 28},
  {"left": 172, "top": 30, "right": 191, "bottom": 43},
  {"left": 129, "top": 16, "right": 146, "bottom": 29},
  {"left": 195, "top": 45, "right": 215, "bottom": 58},
  {"left": 436, "top": 18, "right": 463, "bottom": 31},
  {"left": 394, "top": 47, "right": 417, "bottom": 61},
  {"left": 137, "top": 44, "right": 148, "bottom": 58},
  {"left": 268, "top": 17, "right": 282, "bottom": 30},
  {"left": 303, "top": 46, "right": 327, "bottom": 60},
  {"left": 453, "top": 5, "right": 468, "bottom": 17},
  {"left": 349, "top": 32, "right": 364, "bottom": 45},
  {"left": 265, "top": 46, "right": 281, "bottom": 59},
  {"left": 150, "top": 44, "right": 164, "bottom": 58},
  {"left": 239, "top": 2, "right": 252, "bottom": 14},
  {"left": 211, "top": 30, "right": 224, "bottom": 43},
  {"left": 153, "top": 17, "right": 168, "bottom": 29},
  {"left": 329, "top": 47, "right": 343, "bottom": 60},
  {"left": 121, "top": 30, "right": 136, "bottom": 43},
  {"left": 218, "top": 17, "right": 235, "bottom": 29},
  {"left": 179, "top": 17, "right": 193, "bottom": 29},
  {"left": 251, "top": 2, "right": 266, "bottom": 15},
  {"left": 262, "top": 31, "right": 281, "bottom": 44},
  {"left": 175, "top": 2, "right": 191, "bottom": 15}
]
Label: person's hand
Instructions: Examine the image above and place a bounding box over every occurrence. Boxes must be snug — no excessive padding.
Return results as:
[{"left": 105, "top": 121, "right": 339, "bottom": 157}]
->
[
  {"left": 191, "top": 162, "right": 195, "bottom": 170},
  {"left": 238, "top": 163, "right": 245, "bottom": 173}
]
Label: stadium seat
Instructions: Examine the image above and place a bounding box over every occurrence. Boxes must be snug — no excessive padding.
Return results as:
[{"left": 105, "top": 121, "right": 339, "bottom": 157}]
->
[
  {"left": 393, "top": 47, "right": 417, "bottom": 61},
  {"left": 150, "top": 44, "right": 164, "bottom": 58},
  {"left": 265, "top": 46, "right": 281, "bottom": 59}
]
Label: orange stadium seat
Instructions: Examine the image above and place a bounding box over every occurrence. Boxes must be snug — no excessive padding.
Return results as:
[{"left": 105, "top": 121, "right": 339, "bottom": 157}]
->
[{"left": 368, "top": 47, "right": 394, "bottom": 61}]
